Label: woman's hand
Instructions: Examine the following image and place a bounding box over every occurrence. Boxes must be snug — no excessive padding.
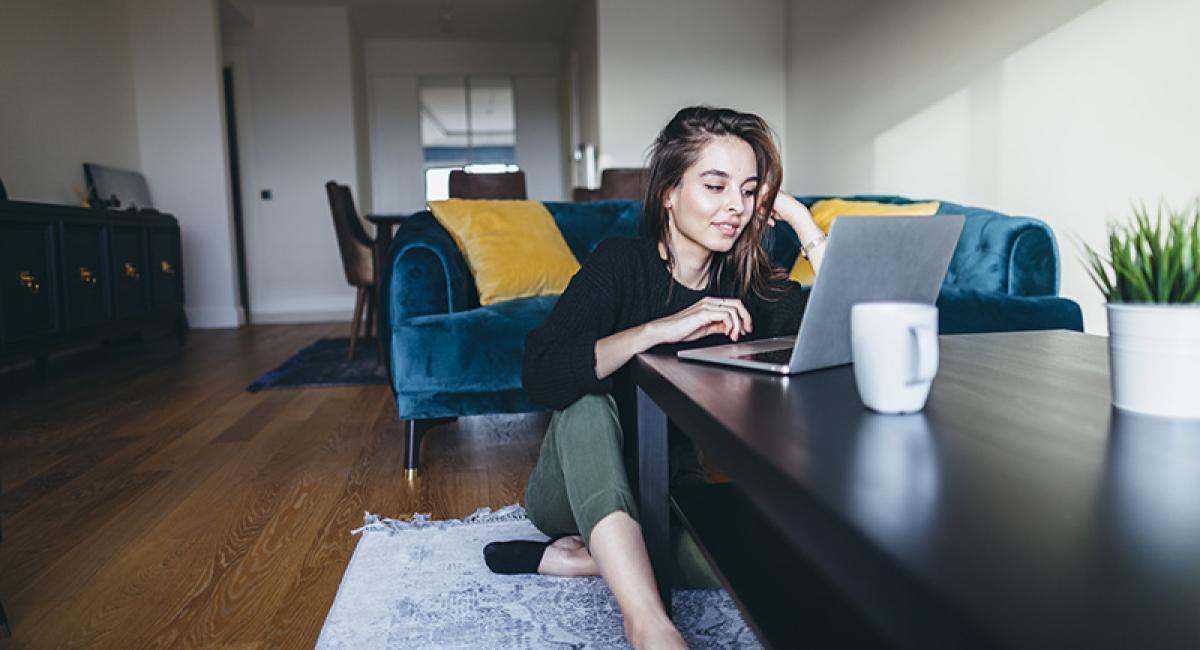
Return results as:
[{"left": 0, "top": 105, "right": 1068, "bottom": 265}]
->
[
  {"left": 760, "top": 186, "right": 828, "bottom": 275},
  {"left": 646, "top": 297, "right": 753, "bottom": 344},
  {"left": 594, "top": 298, "right": 753, "bottom": 381},
  {"left": 761, "top": 187, "right": 822, "bottom": 242}
]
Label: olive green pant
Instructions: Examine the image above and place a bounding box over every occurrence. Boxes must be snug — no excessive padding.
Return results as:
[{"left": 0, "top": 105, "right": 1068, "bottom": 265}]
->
[{"left": 524, "top": 393, "right": 719, "bottom": 589}]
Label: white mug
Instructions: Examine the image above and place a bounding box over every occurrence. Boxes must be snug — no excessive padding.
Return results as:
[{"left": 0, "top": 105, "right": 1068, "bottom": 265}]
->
[{"left": 851, "top": 302, "right": 939, "bottom": 414}]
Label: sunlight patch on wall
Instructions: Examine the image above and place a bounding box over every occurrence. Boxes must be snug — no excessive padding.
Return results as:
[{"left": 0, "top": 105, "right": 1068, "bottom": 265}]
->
[{"left": 872, "top": 89, "right": 971, "bottom": 202}]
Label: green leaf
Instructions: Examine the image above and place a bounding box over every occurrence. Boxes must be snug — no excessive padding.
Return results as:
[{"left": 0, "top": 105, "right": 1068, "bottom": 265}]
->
[{"left": 1087, "top": 199, "right": 1200, "bottom": 304}]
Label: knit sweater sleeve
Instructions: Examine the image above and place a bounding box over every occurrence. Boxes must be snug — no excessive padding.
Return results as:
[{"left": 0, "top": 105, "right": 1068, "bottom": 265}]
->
[{"left": 522, "top": 239, "right": 628, "bottom": 410}]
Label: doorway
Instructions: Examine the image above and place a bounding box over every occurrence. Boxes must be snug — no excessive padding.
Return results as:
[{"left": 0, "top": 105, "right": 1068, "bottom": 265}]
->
[{"left": 222, "top": 65, "right": 252, "bottom": 324}]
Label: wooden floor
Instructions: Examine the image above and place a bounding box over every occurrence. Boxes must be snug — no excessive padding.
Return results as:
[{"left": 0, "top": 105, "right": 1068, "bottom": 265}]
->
[{"left": 0, "top": 324, "right": 547, "bottom": 649}]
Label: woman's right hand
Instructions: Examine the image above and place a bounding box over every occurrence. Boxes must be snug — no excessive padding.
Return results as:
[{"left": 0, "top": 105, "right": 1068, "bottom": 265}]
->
[
  {"left": 647, "top": 297, "right": 753, "bottom": 344},
  {"left": 594, "top": 297, "right": 753, "bottom": 381}
]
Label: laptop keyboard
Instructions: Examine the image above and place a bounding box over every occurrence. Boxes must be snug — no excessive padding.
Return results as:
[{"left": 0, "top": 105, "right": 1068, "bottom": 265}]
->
[{"left": 736, "top": 348, "right": 794, "bottom": 365}]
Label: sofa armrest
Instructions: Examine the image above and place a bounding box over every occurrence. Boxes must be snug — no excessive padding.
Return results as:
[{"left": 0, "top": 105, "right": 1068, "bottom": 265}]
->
[
  {"left": 941, "top": 205, "right": 1060, "bottom": 297},
  {"left": 936, "top": 287, "right": 1082, "bottom": 334},
  {"left": 383, "top": 212, "right": 479, "bottom": 326}
]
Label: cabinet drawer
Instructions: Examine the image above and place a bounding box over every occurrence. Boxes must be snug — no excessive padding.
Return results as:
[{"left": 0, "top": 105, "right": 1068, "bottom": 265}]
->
[
  {"left": 109, "top": 226, "right": 148, "bottom": 319},
  {"left": 0, "top": 221, "right": 57, "bottom": 342},
  {"left": 61, "top": 224, "right": 108, "bottom": 328},
  {"left": 149, "top": 227, "right": 183, "bottom": 308}
]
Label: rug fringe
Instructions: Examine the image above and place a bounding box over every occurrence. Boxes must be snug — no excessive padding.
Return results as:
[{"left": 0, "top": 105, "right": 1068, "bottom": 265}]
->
[{"left": 352, "top": 504, "right": 528, "bottom": 535}]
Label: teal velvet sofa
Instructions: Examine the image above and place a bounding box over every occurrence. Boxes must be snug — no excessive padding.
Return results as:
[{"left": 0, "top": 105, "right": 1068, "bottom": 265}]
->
[{"left": 382, "top": 196, "right": 1083, "bottom": 475}]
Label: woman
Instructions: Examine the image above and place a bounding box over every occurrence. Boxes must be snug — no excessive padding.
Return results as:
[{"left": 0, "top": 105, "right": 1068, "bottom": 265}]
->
[{"left": 486, "top": 106, "right": 828, "bottom": 649}]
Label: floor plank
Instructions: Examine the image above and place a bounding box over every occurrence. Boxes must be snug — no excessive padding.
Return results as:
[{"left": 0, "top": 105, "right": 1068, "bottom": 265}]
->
[{"left": 0, "top": 324, "right": 546, "bottom": 649}]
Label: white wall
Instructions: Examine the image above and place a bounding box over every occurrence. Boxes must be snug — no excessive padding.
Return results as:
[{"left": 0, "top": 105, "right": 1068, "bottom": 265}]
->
[
  {"left": 366, "top": 40, "right": 559, "bottom": 78},
  {"left": 0, "top": 1, "right": 141, "bottom": 204},
  {"left": 784, "top": 0, "right": 1200, "bottom": 333},
  {"left": 364, "top": 39, "right": 564, "bottom": 212},
  {"left": 238, "top": 4, "right": 362, "bottom": 323},
  {"left": 594, "top": 0, "right": 788, "bottom": 171},
  {"left": 515, "top": 76, "right": 564, "bottom": 201},
  {"left": 369, "top": 74, "right": 423, "bottom": 214},
  {"left": 564, "top": 0, "right": 599, "bottom": 190},
  {"left": 128, "top": 0, "right": 239, "bottom": 328},
  {"left": 350, "top": 25, "right": 373, "bottom": 214}
]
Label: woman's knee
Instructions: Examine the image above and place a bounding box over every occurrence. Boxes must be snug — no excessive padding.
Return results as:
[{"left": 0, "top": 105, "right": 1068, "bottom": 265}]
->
[{"left": 553, "top": 394, "right": 622, "bottom": 446}]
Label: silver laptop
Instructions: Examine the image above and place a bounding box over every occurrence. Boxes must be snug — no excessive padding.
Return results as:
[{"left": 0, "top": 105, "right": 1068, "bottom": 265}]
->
[{"left": 677, "top": 215, "right": 965, "bottom": 374}]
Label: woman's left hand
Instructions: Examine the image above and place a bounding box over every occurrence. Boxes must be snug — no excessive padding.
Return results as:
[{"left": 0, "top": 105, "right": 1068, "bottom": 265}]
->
[
  {"left": 760, "top": 187, "right": 823, "bottom": 243},
  {"left": 760, "top": 186, "right": 828, "bottom": 275}
]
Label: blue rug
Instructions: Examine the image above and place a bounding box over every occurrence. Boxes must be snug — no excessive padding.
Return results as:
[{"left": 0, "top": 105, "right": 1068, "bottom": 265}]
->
[{"left": 247, "top": 337, "right": 387, "bottom": 392}]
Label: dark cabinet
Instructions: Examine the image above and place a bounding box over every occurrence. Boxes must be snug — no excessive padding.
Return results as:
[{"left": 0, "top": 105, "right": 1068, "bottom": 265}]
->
[
  {"left": 61, "top": 224, "right": 107, "bottom": 329},
  {"left": 149, "top": 227, "right": 183, "bottom": 308},
  {"left": 0, "top": 201, "right": 186, "bottom": 365},
  {"left": 109, "top": 225, "right": 149, "bottom": 319},
  {"left": 0, "top": 221, "right": 57, "bottom": 343}
]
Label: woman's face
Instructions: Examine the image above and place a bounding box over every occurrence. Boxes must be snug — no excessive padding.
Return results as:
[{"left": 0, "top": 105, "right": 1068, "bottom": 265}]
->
[{"left": 664, "top": 135, "right": 759, "bottom": 255}]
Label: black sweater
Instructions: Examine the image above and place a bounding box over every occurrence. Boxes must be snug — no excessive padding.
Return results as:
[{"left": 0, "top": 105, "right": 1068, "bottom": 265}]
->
[{"left": 522, "top": 237, "right": 810, "bottom": 410}]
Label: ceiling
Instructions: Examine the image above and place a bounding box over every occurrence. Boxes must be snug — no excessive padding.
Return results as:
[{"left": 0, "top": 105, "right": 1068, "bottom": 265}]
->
[{"left": 239, "top": 0, "right": 581, "bottom": 42}]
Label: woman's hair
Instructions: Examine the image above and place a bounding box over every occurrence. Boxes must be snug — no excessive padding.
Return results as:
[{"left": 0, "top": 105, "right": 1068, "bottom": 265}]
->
[{"left": 640, "top": 105, "right": 787, "bottom": 302}]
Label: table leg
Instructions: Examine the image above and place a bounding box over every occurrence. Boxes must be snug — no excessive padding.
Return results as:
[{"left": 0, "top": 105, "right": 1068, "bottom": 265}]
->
[
  {"left": 2, "top": 469, "right": 8, "bottom": 638},
  {"left": 372, "top": 223, "right": 394, "bottom": 366},
  {"left": 636, "top": 386, "right": 672, "bottom": 613}
]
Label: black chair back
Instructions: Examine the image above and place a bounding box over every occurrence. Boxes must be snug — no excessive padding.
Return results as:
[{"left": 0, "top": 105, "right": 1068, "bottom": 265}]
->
[
  {"left": 448, "top": 170, "right": 527, "bottom": 199},
  {"left": 324, "top": 181, "right": 374, "bottom": 288}
]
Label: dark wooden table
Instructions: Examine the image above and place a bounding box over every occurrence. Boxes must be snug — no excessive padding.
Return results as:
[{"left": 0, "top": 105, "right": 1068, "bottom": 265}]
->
[
  {"left": 364, "top": 213, "right": 414, "bottom": 364},
  {"left": 364, "top": 213, "right": 413, "bottom": 287},
  {"left": 633, "top": 330, "right": 1200, "bottom": 649}
]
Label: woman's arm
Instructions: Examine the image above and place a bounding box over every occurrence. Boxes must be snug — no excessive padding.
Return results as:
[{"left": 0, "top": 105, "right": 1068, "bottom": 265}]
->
[
  {"left": 524, "top": 241, "right": 755, "bottom": 407},
  {"left": 522, "top": 241, "right": 626, "bottom": 410},
  {"left": 765, "top": 192, "right": 827, "bottom": 275},
  {"left": 593, "top": 297, "right": 752, "bottom": 380}
]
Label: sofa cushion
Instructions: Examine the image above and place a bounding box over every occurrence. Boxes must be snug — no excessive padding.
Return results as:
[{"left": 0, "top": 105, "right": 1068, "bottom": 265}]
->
[
  {"left": 936, "top": 287, "right": 1082, "bottom": 334},
  {"left": 544, "top": 200, "right": 641, "bottom": 263},
  {"left": 809, "top": 198, "right": 941, "bottom": 232},
  {"left": 428, "top": 199, "right": 581, "bottom": 305},
  {"left": 391, "top": 295, "right": 557, "bottom": 398},
  {"left": 788, "top": 199, "right": 941, "bottom": 284}
]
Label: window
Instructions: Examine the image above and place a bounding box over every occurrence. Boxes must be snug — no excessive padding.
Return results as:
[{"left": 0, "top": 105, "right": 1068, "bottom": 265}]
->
[{"left": 420, "top": 76, "right": 517, "bottom": 201}]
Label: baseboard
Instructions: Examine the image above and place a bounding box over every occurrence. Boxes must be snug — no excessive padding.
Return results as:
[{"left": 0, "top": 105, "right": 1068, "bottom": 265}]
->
[
  {"left": 251, "top": 307, "right": 354, "bottom": 324},
  {"left": 185, "top": 305, "right": 242, "bottom": 329}
]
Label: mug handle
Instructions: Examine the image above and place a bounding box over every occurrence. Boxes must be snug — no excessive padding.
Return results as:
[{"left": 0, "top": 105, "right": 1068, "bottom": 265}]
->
[{"left": 908, "top": 324, "right": 938, "bottom": 384}]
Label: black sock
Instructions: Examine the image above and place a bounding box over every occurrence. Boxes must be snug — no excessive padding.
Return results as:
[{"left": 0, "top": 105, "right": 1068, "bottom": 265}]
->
[{"left": 483, "top": 540, "right": 552, "bottom": 575}]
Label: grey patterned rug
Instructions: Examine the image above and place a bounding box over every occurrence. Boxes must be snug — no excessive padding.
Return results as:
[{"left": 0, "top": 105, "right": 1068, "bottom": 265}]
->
[{"left": 316, "top": 505, "right": 762, "bottom": 649}]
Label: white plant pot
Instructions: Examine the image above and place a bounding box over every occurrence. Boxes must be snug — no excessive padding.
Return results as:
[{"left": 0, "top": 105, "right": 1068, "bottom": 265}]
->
[{"left": 1107, "top": 303, "right": 1200, "bottom": 419}]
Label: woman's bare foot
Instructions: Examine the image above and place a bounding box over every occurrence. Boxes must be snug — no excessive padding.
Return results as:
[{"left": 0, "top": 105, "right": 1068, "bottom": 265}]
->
[
  {"left": 627, "top": 617, "right": 687, "bottom": 649},
  {"left": 537, "top": 535, "right": 600, "bottom": 576}
]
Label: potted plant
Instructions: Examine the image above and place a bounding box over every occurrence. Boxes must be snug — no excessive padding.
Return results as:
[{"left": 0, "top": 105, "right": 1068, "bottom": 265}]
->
[{"left": 1082, "top": 201, "right": 1200, "bottom": 418}]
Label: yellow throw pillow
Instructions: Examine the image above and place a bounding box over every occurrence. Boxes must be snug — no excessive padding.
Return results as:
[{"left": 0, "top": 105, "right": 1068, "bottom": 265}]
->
[
  {"left": 428, "top": 199, "right": 581, "bottom": 305},
  {"left": 788, "top": 199, "right": 940, "bottom": 285}
]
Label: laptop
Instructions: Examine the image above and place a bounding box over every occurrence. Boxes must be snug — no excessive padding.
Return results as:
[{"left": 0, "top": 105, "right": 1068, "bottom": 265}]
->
[{"left": 677, "top": 215, "right": 965, "bottom": 374}]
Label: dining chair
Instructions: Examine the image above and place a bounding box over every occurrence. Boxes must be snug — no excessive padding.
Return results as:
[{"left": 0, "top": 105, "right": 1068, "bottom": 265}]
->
[
  {"left": 572, "top": 168, "right": 649, "bottom": 202},
  {"left": 596, "top": 168, "right": 649, "bottom": 201},
  {"left": 325, "top": 181, "right": 378, "bottom": 361},
  {"left": 447, "top": 170, "right": 527, "bottom": 199}
]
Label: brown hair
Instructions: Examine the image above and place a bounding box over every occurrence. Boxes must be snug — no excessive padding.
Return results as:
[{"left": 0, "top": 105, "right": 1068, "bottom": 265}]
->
[{"left": 640, "top": 106, "right": 787, "bottom": 302}]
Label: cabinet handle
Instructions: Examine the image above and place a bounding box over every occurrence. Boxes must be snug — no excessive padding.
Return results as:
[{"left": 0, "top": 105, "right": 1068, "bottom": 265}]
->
[
  {"left": 160, "top": 259, "right": 176, "bottom": 276},
  {"left": 124, "top": 262, "right": 140, "bottom": 280},
  {"left": 18, "top": 270, "right": 41, "bottom": 294},
  {"left": 79, "top": 267, "right": 98, "bottom": 287}
]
